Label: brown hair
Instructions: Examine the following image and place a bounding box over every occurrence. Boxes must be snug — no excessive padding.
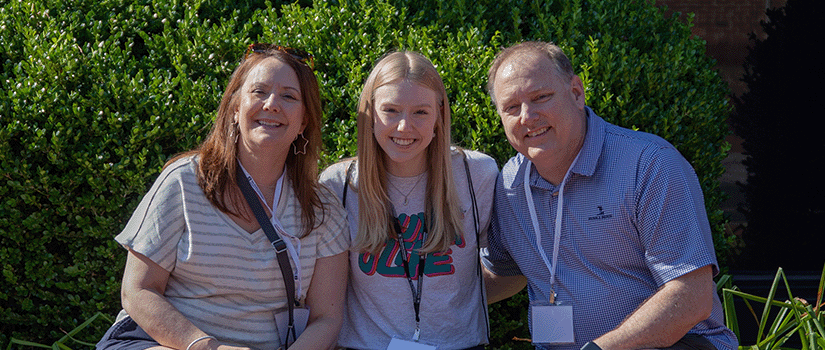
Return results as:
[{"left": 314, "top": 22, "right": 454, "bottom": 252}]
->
[
  {"left": 167, "top": 48, "right": 324, "bottom": 237},
  {"left": 353, "top": 51, "right": 463, "bottom": 254},
  {"left": 486, "top": 41, "right": 575, "bottom": 106}
]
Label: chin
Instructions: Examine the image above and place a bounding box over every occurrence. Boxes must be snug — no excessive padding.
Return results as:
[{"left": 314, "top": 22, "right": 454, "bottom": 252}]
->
[{"left": 525, "top": 147, "right": 552, "bottom": 161}]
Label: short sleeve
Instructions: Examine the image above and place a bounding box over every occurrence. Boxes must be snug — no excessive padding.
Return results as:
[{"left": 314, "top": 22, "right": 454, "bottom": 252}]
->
[
  {"left": 312, "top": 184, "right": 350, "bottom": 257},
  {"left": 480, "top": 174, "right": 524, "bottom": 277},
  {"left": 115, "top": 159, "right": 193, "bottom": 272},
  {"left": 635, "top": 146, "right": 719, "bottom": 285}
]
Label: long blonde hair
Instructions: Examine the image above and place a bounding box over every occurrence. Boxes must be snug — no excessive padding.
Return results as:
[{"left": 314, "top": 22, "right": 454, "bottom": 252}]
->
[{"left": 353, "top": 51, "right": 463, "bottom": 254}]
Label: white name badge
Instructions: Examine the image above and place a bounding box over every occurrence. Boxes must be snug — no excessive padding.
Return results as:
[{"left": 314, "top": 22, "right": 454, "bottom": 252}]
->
[
  {"left": 387, "top": 338, "right": 437, "bottom": 350},
  {"left": 531, "top": 304, "right": 575, "bottom": 344},
  {"left": 275, "top": 308, "right": 310, "bottom": 344}
]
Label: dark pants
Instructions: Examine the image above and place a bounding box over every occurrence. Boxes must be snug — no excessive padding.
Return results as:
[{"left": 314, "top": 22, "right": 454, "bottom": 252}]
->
[
  {"left": 660, "top": 334, "right": 717, "bottom": 350},
  {"left": 344, "top": 346, "right": 484, "bottom": 350},
  {"left": 96, "top": 316, "right": 161, "bottom": 350}
]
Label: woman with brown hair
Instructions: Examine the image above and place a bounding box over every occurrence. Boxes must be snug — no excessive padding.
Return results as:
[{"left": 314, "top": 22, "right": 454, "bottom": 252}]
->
[
  {"left": 320, "top": 51, "right": 498, "bottom": 349},
  {"left": 97, "top": 44, "right": 348, "bottom": 350}
]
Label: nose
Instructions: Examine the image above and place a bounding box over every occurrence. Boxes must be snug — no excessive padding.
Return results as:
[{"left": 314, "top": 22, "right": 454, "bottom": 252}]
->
[
  {"left": 519, "top": 102, "right": 537, "bottom": 125},
  {"left": 397, "top": 113, "right": 411, "bottom": 131},
  {"left": 262, "top": 94, "right": 280, "bottom": 112}
]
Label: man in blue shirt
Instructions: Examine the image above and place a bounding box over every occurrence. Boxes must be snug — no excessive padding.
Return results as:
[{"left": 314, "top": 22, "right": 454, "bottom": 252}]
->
[{"left": 481, "top": 41, "right": 737, "bottom": 350}]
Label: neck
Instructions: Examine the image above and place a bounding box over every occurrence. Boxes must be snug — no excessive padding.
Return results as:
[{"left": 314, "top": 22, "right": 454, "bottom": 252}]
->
[
  {"left": 238, "top": 150, "right": 285, "bottom": 189},
  {"left": 535, "top": 139, "right": 584, "bottom": 187},
  {"left": 388, "top": 167, "right": 426, "bottom": 177},
  {"left": 534, "top": 160, "right": 571, "bottom": 187},
  {"left": 385, "top": 157, "right": 427, "bottom": 177}
]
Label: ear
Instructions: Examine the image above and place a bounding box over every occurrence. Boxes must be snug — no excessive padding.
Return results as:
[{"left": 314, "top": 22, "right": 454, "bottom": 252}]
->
[
  {"left": 570, "top": 75, "right": 586, "bottom": 110},
  {"left": 299, "top": 114, "right": 308, "bottom": 135}
]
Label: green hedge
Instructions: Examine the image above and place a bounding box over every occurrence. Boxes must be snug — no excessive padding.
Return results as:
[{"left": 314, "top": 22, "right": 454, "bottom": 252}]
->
[{"left": 1, "top": 0, "right": 732, "bottom": 348}]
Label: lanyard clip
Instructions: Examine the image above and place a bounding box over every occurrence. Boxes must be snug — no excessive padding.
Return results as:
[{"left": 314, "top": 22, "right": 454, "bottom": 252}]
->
[{"left": 271, "top": 239, "right": 288, "bottom": 253}]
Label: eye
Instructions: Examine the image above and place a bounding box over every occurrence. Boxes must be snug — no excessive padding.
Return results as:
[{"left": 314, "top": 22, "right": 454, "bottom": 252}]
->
[
  {"left": 504, "top": 104, "right": 519, "bottom": 114},
  {"left": 414, "top": 109, "right": 429, "bottom": 115},
  {"left": 534, "top": 93, "right": 552, "bottom": 102}
]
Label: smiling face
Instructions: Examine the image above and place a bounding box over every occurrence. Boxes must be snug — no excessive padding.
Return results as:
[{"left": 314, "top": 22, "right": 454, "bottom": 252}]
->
[
  {"left": 493, "top": 51, "right": 587, "bottom": 184},
  {"left": 234, "top": 57, "right": 305, "bottom": 164},
  {"left": 372, "top": 79, "right": 440, "bottom": 176}
]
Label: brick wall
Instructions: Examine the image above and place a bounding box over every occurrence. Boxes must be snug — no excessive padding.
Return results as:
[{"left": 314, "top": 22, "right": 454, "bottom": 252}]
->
[
  {"left": 656, "top": 0, "right": 787, "bottom": 96},
  {"left": 652, "top": 0, "right": 788, "bottom": 226}
]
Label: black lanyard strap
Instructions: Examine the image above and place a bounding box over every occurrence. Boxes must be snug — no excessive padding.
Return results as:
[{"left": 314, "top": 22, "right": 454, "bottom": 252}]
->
[
  {"left": 383, "top": 151, "right": 486, "bottom": 343},
  {"left": 393, "top": 214, "right": 426, "bottom": 339},
  {"left": 461, "top": 149, "right": 490, "bottom": 341},
  {"left": 235, "top": 164, "right": 298, "bottom": 346}
]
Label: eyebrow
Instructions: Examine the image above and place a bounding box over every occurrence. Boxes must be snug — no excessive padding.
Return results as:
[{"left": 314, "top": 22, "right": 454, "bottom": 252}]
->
[
  {"left": 249, "top": 82, "right": 301, "bottom": 93},
  {"left": 501, "top": 85, "right": 554, "bottom": 103},
  {"left": 379, "top": 101, "right": 434, "bottom": 108}
]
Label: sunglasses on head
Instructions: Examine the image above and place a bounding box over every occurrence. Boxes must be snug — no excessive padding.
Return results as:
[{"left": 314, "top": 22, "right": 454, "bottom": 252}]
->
[{"left": 244, "top": 43, "right": 315, "bottom": 70}]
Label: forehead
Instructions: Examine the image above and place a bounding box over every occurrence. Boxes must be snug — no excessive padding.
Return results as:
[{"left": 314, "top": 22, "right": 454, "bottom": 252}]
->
[
  {"left": 494, "top": 52, "right": 559, "bottom": 96},
  {"left": 374, "top": 80, "right": 439, "bottom": 104},
  {"left": 243, "top": 57, "right": 300, "bottom": 88}
]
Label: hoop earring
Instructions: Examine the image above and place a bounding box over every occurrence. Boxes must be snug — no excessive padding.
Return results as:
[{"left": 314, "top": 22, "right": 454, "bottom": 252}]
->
[{"left": 293, "top": 133, "right": 308, "bottom": 155}]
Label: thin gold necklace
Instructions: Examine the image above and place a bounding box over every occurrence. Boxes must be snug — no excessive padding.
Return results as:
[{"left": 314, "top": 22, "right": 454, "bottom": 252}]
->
[{"left": 388, "top": 172, "right": 426, "bottom": 205}]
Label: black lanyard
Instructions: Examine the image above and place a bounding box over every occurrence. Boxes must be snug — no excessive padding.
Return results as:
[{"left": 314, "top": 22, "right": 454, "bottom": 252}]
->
[
  {"left": 235, "top": 164, "right": 298, "bottom": 346},
  {"left": 393, "top": 214, "right": 426, "bottom": 341},
  {"left": 344, "top": 155, "right": 488, "bottom": 342}
]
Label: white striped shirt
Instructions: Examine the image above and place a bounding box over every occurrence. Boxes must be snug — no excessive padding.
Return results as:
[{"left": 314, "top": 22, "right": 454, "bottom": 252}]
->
[{"left": 114, "top": 156, "right": 348, "bottom": 349}]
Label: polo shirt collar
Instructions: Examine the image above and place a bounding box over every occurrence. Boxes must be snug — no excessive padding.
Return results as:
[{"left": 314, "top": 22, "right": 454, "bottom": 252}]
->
[{"left": 574, "top": 106, "right": 605, "bottom": 178}]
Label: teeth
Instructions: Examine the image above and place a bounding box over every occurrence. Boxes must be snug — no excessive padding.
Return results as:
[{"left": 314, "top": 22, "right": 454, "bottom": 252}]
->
[
  {"left": 527, "top": 127, "right": 548, "bottom": 137},
  {"left": 392, "top": 137, "right": 414, "bottom": 146},
  {"left": 258, "top": 120, "right": 282, "bottom": 127}
]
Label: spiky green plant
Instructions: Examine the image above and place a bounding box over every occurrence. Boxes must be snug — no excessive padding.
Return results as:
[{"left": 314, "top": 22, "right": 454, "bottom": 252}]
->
[
  {"left": 5, "top": 312, "right": 112, "bottom": 350},
  {"left": 720, "top": 264, "right": 825, "bottom": 350}
]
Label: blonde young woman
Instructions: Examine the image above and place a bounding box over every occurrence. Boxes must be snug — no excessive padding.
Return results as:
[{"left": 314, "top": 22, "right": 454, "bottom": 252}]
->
[
  {"left": 320, "top": 51, "right": 498, "bottom": 349},
  {"left": 97, "top": 44, "right": 348, "bottom": 350}
]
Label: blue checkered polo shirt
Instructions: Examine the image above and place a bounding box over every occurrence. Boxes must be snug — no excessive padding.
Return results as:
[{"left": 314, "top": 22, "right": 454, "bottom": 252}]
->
[{"left": 482, "top": 107, "right": 738, "bottom": 350}]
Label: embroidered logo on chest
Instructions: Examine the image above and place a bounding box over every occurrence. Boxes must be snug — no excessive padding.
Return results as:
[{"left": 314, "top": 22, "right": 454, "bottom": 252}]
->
[{"left": 587, "top": 205, "right": 614, "bottom": 220}]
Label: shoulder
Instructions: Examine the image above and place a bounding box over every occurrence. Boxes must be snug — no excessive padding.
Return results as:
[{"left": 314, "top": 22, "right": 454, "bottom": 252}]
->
[
  {"left": 500, "top": 153, "right": 527, "bottom": 189},
  {"left": 603, "top": 122, "right": 677, "bottom": 155},
  {"left": 319, "top": 159, "right": 355, "bottom": 188},
  {"left": 117, "top": 156, "right": 198, "bottom": 247},
  {"left": 597, "top": 121, "right": 691, "bottom": 171},
  {"left": 319, "top": 158, "right": 358, "bottom": 206},
  {"left": 153, "top": 155, "right": 198, "bottom": 188},
  {"left": 452, "top": 148, "right": 498, "bottom": 176},
  {"left": 165, "top": 154, "right": 197, "bottom": 174},
  {"left": 599, "top": 123, "right": 698, "bottom": 191}
]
